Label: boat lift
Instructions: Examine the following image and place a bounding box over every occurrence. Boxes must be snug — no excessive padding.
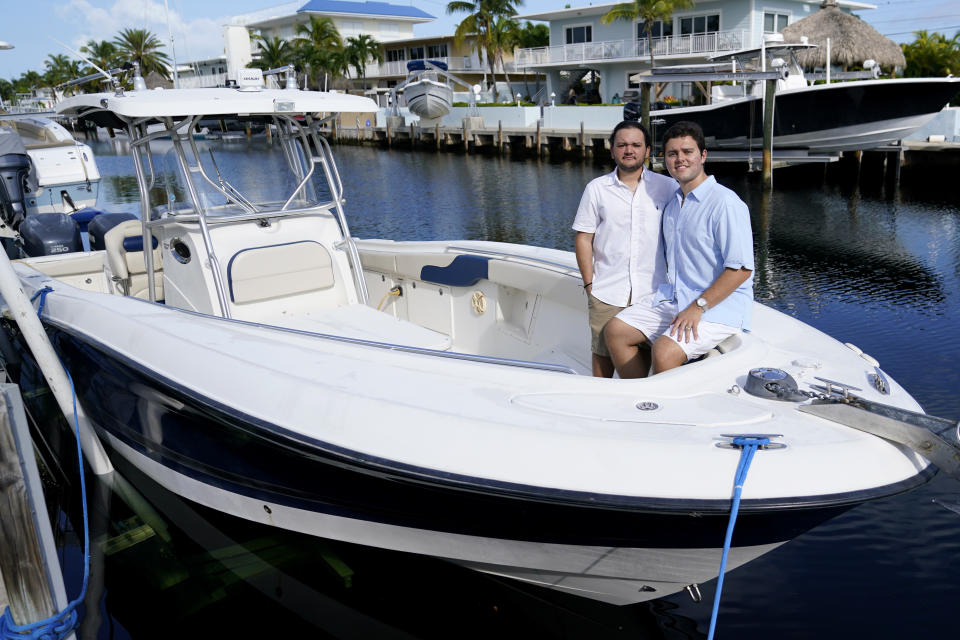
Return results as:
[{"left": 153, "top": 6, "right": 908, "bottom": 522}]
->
[{"left": 389, "top": 60, "right": 480, "bottom": 119}]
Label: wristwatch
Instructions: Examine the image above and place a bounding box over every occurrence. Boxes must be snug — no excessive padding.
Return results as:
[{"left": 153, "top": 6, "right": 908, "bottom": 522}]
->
[{"left": 696, "top": 297, "right": 709, "bottom": 311}]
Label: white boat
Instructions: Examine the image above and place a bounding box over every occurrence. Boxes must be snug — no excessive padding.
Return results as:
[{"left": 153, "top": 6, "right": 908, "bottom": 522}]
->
[
  {"left": 0, "top": 115, "right": 100, "bottom": 215},
  {"left": 402, "top": 60, "right": 454, "bottom": 119},
  {"left": 625, "top": 38, "right": 960, "bottom": 153},
  {"left": 1, "top": 80, "right": 954, "bottom": 607}
]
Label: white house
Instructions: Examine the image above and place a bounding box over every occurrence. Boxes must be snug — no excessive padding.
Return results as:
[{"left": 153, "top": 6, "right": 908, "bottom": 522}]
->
[{"left": 514, "top": 0, "right": 876, "bottom": 103}]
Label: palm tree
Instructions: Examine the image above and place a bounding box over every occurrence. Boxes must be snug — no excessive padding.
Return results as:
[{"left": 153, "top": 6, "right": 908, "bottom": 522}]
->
[
  {"left": 249, "top": 35, "right": 293, "bottom": 70},
  {"left": 294, "top": 16, "right": 343, "bottom": 90},
  {"left": 79, "top": 39, "right": 121, "bottom": 91},
  {"left": 447, "top": 0, "right": 522, "bottom": 93},
  {"left": 516, "top": 21, "right": 549, "bottom": 97},
  {"left": 902, "top": 30, "right": 960, "bottom": 78},
  {"left": 113, "top": 28, "right": 171, "bottom": 79},
  {"left": 488, "top": 17, "right": 520, "bottom": 99},
  {"left": 601, "top": 0, "right": 694, "bottom": 129},
  {"left": 344, "top": 34, "right": 383, "bottom": 90},
  {"left": 43, "top": 54, "right": 81, "bottom": 92}
]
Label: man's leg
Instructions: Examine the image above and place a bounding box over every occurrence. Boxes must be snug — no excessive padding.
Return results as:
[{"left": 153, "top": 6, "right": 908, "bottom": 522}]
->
[
  {"left": 592, "top": 353, "right": 616, "bottom": 378},
  {"left": 605, "top": 318, "right": 652, "bottom": 379},
  {"left": 651, "top": 336, "right": 688, "bottom": 374}
]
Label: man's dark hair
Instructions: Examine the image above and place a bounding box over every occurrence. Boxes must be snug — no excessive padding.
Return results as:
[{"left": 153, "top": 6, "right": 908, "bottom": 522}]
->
[
  {"left": 609, "top": 120, "right": 651, "bottom": 147},
  {"left": 661, "top": 121, "right": 706, "bottom": 153}
]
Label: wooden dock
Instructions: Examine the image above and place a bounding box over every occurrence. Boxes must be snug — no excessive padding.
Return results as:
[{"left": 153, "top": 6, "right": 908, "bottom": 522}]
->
[
  {"left": 0, "top": 383, "right": 72, "bottom": 634},
  {"left": 334, "top": 121, "right": 615, "bottom": 160}
]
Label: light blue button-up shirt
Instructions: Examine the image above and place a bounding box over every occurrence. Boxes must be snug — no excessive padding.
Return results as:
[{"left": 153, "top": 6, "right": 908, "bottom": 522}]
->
[{"left": 658, "top": 176, "right": 755, "bottom": 329}]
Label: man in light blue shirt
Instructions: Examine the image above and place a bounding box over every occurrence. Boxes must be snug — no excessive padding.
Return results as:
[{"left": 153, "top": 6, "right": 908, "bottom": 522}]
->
[{"left": 605, "top": 121, "right": 754, "bottom": 376}]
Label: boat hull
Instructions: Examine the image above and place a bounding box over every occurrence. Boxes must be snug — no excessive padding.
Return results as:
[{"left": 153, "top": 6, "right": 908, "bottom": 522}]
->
[
  {"left": 627, "top": 78, "right": 960, "bottom": 152},
  {"left": 404, "top": 80, "right": 454, "bottom": 119},
  {"left": 5, "top": 297, "right": 931, "bottom": 606}
]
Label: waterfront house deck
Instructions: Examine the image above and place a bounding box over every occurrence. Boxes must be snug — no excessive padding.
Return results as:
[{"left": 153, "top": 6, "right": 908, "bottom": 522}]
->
[{"left": 515, "top": 29, "right": 747, "bottom": 68}]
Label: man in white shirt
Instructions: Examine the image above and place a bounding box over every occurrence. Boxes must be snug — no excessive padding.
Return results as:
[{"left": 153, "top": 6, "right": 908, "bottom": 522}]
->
[{"left": 572, "top": 121, "right": 678, "bottom": 377}]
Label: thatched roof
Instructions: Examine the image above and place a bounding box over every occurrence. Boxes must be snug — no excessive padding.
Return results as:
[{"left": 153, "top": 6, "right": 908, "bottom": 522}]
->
[{"left": 781, "top": 0, "right": 906, "bottom": 69}]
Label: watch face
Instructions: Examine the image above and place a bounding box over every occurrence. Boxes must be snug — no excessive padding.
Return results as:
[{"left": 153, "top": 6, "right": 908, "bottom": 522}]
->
[{"left": 697, "top": 297, "right": 707, "bottom": 308}]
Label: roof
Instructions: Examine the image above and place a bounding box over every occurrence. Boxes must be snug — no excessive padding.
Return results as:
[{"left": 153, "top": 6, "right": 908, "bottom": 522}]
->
[
  {"left": 297, "top": 0, "right": 434, "bottom": 19},
  {"left": 55, "top": 88, "right": 378, "bottom": 123},
  {"left": 781, "top": 0, "right": 905, "bottom": 68},
  {"left": 517, "top": 0, "right": 877, "bottom": 22}
]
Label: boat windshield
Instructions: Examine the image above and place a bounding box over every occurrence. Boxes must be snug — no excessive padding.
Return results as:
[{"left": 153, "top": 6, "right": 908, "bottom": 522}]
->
[{"left": 148, "top": 137, "right": 334, "bottom": 219}]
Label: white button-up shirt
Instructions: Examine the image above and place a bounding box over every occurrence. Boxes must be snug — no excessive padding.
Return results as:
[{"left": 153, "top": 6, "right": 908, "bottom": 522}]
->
[{"left": 572, "top": 168, "right": 678, "bottom": 307}]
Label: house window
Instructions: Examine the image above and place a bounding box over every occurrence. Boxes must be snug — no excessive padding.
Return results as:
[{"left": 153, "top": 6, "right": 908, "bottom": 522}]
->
[
  {"left": 764, "top": 12, "right": 789, "bottom": 33},
  {"left": 386, "top": 48, "right": 405, "bottom": 62},
  {"left": 679, "top": 13, "right": 720, "bottom": 36},
  {"left": 427, "top": 43, "right": 448, "bottom": 58},
  {"left": 565, "top": 25, "right": 592, "bottom": 44},
  {"left": 639, "top": 20, "right": 672, "bottom": 39},
  {"left": 409, "top": 46, "right": 425, "bottom": 60}
]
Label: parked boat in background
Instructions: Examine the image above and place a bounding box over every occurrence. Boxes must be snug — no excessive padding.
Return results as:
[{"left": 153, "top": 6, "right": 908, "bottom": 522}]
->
[
  {"left": 402, "top": 60, "right": 454, "bottom": 119},
  {"left": 0, "top": 115, "right": 100, "bottom": 216},
  {"left": 625, "top": 37, "right": 960, "bottom": 152}
]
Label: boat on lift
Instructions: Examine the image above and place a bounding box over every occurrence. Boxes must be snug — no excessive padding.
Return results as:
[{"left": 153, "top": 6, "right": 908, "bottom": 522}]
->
[
  {"left": 401, "top": 60, "right": 454, "bottom": 119},
  {"left": 625, "top": 35, "right": 960, "bottom": 152},
  {"left": 1, "top": 69, "right": 955, "bottom": 607}
]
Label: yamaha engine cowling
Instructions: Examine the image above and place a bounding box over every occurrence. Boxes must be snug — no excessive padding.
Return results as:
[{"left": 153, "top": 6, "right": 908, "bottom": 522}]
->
[
  {"left": 19, "top": 214, "right": 82, "bottom": 256},
  {"left": 0, "top": 127, "right": 32, "bottom": 228}
]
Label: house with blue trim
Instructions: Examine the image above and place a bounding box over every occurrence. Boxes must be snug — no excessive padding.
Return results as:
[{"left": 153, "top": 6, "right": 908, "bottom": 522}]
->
[
  {"left": 514, "top": 0, "right": 876, "bottom": 104},
  {"left": 233, "top": 0, "right": 435, "bottom": 44}
]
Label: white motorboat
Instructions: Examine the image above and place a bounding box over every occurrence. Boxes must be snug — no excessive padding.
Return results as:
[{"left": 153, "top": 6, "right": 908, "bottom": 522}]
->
[
  {"left": 625, "top": 38, "right": 960, "bottom": 153},
  {"left": 0, "top": 115, "right": 100, "bottom": 215},
  {"left": 0, "top": 78, "right": 954, "bottom": 607},
  {"left": 402, "top": 60, "right": 454, "bottom": 119}
]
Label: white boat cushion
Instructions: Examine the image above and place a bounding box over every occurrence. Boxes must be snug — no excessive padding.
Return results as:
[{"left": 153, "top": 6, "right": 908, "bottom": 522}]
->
[
  {"left": 103, "top": 219, "right": 163, "bottom": 299},
  {"left": 275, "top": 303, "right": 452, "bottom": 352},
  {"left": 227, "top": 241, "right": 335, "bottom": 304}
]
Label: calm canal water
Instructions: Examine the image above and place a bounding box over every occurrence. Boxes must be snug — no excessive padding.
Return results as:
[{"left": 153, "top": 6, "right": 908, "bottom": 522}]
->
[{"left": 41, "top": 137, "right": 960, "bottom": 638}]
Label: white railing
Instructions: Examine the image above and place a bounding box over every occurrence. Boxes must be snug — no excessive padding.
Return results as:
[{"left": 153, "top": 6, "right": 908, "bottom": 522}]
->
[
  {"left": 365, "top": 56, "right": 487, "bottom": 78},
  {"left": 515, "top": 30, "right": 746, "bottom": 67}
]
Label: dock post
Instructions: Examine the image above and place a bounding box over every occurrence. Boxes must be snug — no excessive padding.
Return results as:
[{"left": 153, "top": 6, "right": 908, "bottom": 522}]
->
[
  {"left": 762, "top": 78, "right": 776, "bottom": 189},
  {"left": 536, "top": 120, "right": 542, "bottom": 158},
  {"left": 580, "top": 122, "right": 586, "bottom": 159},
  {"left": 386, "top": 119, "right": 392, "bottom": 148},
  {"left": 435, "top": 123, "right": 440, "bottom": 151},
  {"left": 463, "top": 121, "right": 469, "bottom": 153},
  {"left": 0, "top": 386, "right": 64, "bottom": 629},
  {"left": 498, "top": 121, "right": 503, "bottom": 153},
  {"left": 409, "top": 123, "right": 415, "bottom": 149}
]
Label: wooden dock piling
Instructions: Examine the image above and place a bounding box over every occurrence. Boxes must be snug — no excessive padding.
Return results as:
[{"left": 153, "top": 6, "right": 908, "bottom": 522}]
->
[{"left": 0, "top": 385, "right": 66, "bottom": 629}]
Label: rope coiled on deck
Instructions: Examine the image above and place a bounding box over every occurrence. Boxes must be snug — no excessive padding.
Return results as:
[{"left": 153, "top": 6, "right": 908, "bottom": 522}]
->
[{"left": 1, "top": 287, "right": 90, "bottom": 640}]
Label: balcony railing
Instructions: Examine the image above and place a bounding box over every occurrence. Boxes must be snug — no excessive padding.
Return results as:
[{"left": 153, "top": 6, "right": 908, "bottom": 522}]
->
[
  {"left": 364, "top": 56, "right": 522, "bottom": 79},
  {"left": 515, "top": 30, "right": 746, "bottom": 67}
]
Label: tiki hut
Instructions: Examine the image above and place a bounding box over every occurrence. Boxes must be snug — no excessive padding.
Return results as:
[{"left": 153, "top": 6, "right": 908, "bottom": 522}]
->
[{"left": 780, "top": 0, "right": 906, "bottom": 71}]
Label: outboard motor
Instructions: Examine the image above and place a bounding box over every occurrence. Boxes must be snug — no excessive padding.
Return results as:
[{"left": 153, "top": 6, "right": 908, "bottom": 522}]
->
[
  {"left": 19, "top": 214, "right": 82, "bottom": 256},
  {"left": 0, "top": 127, "right": 32, "bottom": 229}
]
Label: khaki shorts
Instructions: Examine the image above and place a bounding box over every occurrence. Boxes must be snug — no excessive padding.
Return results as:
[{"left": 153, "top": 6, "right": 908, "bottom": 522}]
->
[{"left": 588, "top": 294, "right": 624, "bottom": 357}]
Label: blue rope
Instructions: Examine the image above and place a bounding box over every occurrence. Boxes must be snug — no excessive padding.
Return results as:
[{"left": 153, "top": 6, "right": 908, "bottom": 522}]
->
[
  {"left": 1, "top": 288, "right": 89, "bottom": 640},
  {"left": 28, "top": 287, "right": 54, "bottom": 320},
  {"left": 707, "top": 436, "right": 770, "bottom": 640}
]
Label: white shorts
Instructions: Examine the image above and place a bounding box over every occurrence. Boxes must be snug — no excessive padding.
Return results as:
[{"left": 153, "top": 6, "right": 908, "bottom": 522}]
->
[{"left": 615, "top": 297, "right": 740, "bottom": 360}]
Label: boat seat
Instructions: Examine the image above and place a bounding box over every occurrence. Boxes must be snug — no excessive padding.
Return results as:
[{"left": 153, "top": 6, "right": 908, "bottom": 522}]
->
[
  {"left": 227, "top": 241, "right": 335, "bottom": 305},
  {"left": 103, "top": 219, "right": 163, "bottom": 300},
  {"left": 273, "top": 303, "right": 452, "bottom": 352}
]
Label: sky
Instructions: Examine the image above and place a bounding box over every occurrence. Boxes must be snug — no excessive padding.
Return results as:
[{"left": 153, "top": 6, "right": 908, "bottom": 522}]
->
[{"left": 2, "top": 0, "right": 959, "bottom": 81}]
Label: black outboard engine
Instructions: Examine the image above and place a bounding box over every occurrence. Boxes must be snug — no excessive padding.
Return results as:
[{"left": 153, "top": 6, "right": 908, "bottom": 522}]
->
[
  {"left": 19, "top": 214, "right": 83, "bottom": 256},
  {"left": 0, "top": 127, "right": 32, "bottom": 229}
]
